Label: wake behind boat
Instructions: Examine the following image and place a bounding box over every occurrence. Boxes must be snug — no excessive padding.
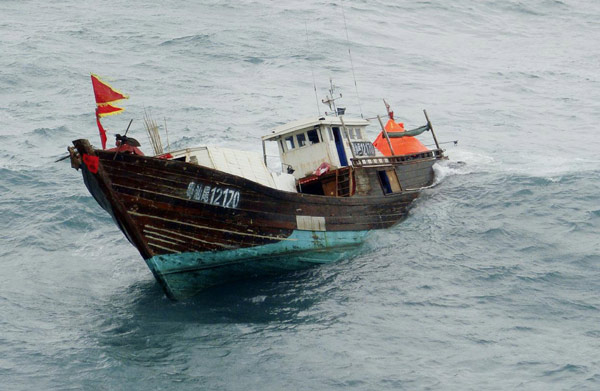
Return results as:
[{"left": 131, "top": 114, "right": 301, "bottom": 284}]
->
[{"left": 68, "top": 76, "right": 446, "bottom": 300}]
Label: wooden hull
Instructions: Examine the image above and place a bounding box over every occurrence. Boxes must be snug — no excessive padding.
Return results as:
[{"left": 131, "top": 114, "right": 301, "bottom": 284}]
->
[{"left": 72, "top": 139, "right": 440, "bottom": 299}]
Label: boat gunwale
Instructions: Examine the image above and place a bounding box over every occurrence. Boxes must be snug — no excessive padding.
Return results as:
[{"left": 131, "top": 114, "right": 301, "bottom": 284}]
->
[{"left": 83, "top": 140, "right": 439, "bottom": 206}]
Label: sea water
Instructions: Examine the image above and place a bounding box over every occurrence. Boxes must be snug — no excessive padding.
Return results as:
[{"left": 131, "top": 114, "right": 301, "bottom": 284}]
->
[{"left": 1, "top": 0, "right": 599, "bottom": 389}]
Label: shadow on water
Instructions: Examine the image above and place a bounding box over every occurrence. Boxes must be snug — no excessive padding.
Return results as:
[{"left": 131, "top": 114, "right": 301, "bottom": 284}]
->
[
  {"left": 90, "top": 268, "right": 334, "bottom": 363},
  {"left": 95, "top": 268, "right": 330, "bottom": 337},
  {"left": 126, "top": 269, "right": 327, "bottom": 324},
  {"left": 85, "top": 196, "right": 435, "bottom": 367}
]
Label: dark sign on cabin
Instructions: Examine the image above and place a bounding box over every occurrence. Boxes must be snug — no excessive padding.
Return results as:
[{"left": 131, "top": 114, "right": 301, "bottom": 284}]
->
[{"left": 352, "top": 141, "right": 376, "bottom": 157}]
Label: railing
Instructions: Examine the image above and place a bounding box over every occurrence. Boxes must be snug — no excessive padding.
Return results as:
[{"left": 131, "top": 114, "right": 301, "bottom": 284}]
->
[{"left": 351, "top": 149, "right": 444, "bottom": 167}]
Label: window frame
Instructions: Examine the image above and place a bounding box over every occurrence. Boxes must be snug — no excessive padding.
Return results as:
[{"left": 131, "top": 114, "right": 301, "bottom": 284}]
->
[
  {"left": 297, "top": 132, "right": 307, "bottom": 148},
  {"left": 307, "top": 128, "right": 320, "bottom": 145},
  {"left": 355, "top": 128, "right": 363, "bottom": 140},
  {"left": 285, "top": 136, "right": 295, "bottom": 150}
]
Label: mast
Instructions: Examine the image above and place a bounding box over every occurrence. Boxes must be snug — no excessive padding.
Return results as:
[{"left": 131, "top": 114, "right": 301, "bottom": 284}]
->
[{"left": 321, "top": 79, "right": 343, "bottom": 116}]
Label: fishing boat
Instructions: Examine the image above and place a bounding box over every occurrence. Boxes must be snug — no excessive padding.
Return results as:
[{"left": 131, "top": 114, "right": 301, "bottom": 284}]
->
[{"left": 69, "top": 77, "right": 445, "bottom": 300}]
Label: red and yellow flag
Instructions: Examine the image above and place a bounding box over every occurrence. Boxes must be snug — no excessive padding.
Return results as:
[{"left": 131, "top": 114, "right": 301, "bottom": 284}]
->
[
  {"left": 90, "top": 74, "right": 129, "bottom": 149},
  {"left": 96, "top": 103, "right": 124, "bottom": 117},
  {"left": 95, "top": 108, "right": 108, "bottom": 149},
  {"left": 91, "top": 74, "right": 128, "bottom": 105}
]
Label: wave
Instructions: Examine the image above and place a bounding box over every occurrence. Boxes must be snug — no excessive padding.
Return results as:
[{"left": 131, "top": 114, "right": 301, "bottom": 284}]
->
[
  {"left": 27, "top": 126, "right": 70, "bottom": 139},
  {"left": 159, "top": 34, "right": 212, "bottom": 47}
]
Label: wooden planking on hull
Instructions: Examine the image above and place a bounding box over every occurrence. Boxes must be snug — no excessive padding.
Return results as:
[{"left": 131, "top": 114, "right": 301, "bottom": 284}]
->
[{"left": 72, "top": 135, "right": 441, "bottom": 299}]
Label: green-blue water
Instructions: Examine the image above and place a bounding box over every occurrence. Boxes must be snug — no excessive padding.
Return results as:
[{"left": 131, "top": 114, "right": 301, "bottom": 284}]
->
[{"left": 1, "top": 0, "right": 599, "bottom": 389}]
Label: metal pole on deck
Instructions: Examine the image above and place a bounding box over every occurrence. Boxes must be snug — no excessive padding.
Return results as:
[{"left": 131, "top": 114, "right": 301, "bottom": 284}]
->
[
  {"left": 377, "top": 115, "right": 396, "bottom": 156},
  {"left": 423, "top": 110, "right": 440, "bottom": 151},
  {"left": 262, "top": 140, "right": 267, "bottom": 166}
]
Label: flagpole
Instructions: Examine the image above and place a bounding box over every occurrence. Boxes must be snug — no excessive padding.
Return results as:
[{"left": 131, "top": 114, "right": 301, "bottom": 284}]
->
[{"left": 124, "top": 119, "right": 133, "bottom": 136}]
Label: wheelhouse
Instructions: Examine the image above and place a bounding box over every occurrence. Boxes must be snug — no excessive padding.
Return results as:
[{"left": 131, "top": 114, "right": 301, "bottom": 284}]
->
[{"left": 262, "top": 116, "right": 379, "bottom": 179}]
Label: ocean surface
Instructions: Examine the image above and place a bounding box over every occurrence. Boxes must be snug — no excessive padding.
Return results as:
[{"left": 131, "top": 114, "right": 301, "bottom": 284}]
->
[{"left": 1, "top": 0, "right": 600, "bottom": 389}]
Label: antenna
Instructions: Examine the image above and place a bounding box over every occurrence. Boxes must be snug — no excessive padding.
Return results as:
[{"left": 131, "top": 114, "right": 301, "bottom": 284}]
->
[
  {"left": 340, "top": 0, "right": 363, "bottom": 118},
  {"left": 322, "top": 78, "right": 343, "bottom": 116},
  {"left": 305, "top": 21, "right": 321, "bottom": 116}
]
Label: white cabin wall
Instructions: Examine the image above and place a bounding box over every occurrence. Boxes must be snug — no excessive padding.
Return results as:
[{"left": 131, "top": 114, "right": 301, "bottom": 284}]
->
[
  {"left": 281, "top": 142, "right": 335, "bottom": 178},
  {"left": 267, "top": 118, "right": 376, "bottom": 179},
  {"left": 328, "top": 142, "right": 342, "bottom": 168},
  {"left": 277, "top": 124, "right": 378, "bottom": 178},
  {"left": 341, "top": 128, "right": 354, "bottom": 164}
]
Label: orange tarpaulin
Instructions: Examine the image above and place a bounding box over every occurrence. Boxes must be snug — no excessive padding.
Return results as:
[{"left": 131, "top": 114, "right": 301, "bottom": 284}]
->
[{"left": 372, "top": 119, "right": 428, "bottom": 156}]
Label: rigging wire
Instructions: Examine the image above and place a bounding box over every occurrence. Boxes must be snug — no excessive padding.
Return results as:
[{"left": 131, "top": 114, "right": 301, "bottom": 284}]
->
[
  {"left": 340, "top": 0, "right": 363, "bottom": 118},
  {"left": 305, "top": 21, "right": 321, "bottom": 117}
]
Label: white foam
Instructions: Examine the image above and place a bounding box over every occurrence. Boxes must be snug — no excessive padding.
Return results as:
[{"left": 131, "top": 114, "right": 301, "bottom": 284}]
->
[{"left": 432, "top": 149, "right": 497, "bottom": 184}]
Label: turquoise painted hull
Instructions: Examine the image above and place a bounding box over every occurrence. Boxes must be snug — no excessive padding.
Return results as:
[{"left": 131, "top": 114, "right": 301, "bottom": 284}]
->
[{"left": 145, "top": 230, "right": 369, "bottom": 299}]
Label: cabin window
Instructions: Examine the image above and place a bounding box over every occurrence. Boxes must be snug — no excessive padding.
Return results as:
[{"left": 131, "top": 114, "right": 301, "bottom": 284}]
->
[
  {"left": 348, "top": 128, "right": 356, "bottom": 139},
  {"left": 355, "top": 128, "right": 363, "bottom": 139},
  {"left": 285, "top": 136, "right": 295, "bottom": 150},
  {"left": 327, "top": 127, "right": 333, "bottom": 141},
  {"left": 307, "top": 129, "right": 320, "bottom": 144},
  {"left": 297, "top": 133, "right": 307, "bottom": 147}
]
